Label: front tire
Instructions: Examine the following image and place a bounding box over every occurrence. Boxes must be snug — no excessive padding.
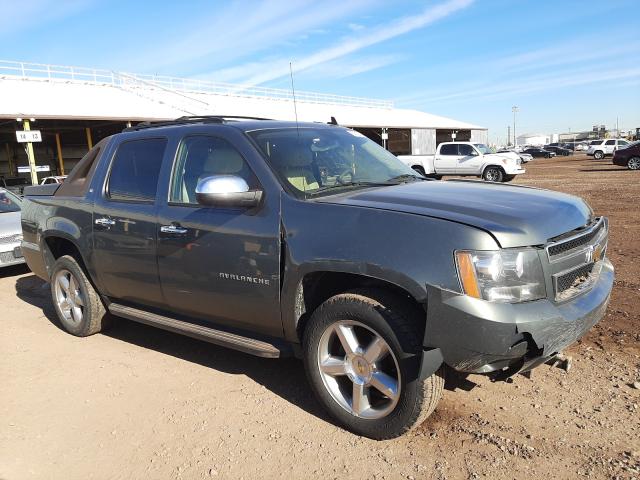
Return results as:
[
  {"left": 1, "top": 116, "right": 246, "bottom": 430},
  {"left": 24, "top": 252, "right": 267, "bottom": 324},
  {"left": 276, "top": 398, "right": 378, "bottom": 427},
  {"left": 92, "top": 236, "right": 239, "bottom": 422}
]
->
[
  {"left": 594, "top": 150, "right": 604, "bottom": 160},
  {"left": 482, "top": 166, "right": 504, "bottom": 182},
  {"left": 628, "top": 157, "right": 640, "bottom": 170},
  {"left": 303, "top": 289, "right": 444, "bottom": 439},
  {"left": 51, "top": 255, "right": 110, "bottom": 336}
]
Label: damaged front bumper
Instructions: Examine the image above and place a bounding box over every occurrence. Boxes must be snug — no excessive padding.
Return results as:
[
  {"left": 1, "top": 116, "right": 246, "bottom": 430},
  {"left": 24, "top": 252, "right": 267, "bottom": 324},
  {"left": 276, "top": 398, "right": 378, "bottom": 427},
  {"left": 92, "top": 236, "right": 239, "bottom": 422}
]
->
[{"left": 423, "top": 258, "right": 614, "bottom": 376}]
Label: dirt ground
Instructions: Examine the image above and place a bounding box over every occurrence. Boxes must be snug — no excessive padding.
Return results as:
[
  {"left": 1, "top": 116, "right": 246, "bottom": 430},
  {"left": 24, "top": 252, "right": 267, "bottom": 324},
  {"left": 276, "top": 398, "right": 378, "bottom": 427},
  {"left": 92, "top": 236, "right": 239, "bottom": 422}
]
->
[{"left": 1, "top": 154, "right": 639, "bottom": 480}]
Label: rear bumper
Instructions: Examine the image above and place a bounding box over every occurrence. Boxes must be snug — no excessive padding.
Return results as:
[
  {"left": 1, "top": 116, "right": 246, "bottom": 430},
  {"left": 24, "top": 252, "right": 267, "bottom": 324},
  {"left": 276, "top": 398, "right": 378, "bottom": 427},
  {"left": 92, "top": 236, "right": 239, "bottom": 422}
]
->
[
  {"left": 0, "top": 243, "right": 26, "bottom": 268},
  {"left": 424, "top": 259, "right": 614, "bottom": 375}
]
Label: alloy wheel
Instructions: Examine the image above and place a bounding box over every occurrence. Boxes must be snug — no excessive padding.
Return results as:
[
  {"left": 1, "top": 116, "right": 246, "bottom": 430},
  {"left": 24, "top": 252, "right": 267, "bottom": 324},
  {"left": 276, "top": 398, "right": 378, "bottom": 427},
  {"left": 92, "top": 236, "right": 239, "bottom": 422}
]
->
[
  {"left": 628, "top": 157, "right": 640, "bottom": 170},
  {"left": 53, "top": 269, "right": 85, "bottom": 325},
  {"left": 317, "top": 320, "right": 401, "bottom": 419}
]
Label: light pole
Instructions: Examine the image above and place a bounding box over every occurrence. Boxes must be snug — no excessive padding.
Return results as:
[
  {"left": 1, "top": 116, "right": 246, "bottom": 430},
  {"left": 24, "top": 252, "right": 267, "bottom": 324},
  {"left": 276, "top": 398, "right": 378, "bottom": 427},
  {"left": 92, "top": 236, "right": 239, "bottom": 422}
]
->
[{"left": 512, "top": 106, "right": 519, "bottom": 147}]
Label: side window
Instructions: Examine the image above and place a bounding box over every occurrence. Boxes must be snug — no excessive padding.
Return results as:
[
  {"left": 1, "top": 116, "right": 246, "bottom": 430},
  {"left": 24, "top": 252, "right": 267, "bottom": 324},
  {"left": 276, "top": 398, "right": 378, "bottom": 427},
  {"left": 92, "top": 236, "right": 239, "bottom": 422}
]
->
[
  {"left": 458, "top": 144, "right": 476, "bottom": 156},
  {"left": 440, "top": 144, "right": 458, "bottom": 156},
  {"left": 605, "top": 140, "right": 615, "bottom": 146},
  {"left": 170, "top": 135, "right": 258, "bottom": 205},
  {"left": 618, "top": 140, "right": 628, "bottom": 146},
  {"left": 108, "top": 138, "right": 167, "bottom": 202}
]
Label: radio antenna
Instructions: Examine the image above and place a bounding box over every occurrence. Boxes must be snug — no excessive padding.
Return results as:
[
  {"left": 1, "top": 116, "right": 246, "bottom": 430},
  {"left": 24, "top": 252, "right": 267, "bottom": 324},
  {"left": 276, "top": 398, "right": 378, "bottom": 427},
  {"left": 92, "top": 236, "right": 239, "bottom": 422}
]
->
[{"left": 289, "top": 62, "right": 300, "bottom": 139}]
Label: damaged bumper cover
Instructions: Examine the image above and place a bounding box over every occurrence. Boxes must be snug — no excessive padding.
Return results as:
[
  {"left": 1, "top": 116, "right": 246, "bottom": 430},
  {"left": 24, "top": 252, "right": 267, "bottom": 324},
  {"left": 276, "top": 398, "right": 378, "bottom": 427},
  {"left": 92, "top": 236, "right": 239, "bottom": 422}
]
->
[{"left": 423, "top": 258, "right": 614, "bottom": 375}]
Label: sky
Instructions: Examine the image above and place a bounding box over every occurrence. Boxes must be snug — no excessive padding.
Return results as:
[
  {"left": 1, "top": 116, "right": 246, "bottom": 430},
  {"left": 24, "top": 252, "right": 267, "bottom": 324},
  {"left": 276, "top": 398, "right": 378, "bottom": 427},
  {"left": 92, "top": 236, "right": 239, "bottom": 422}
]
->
[{"left": 1, "top": 0, "right": 639, "bottom": 144}]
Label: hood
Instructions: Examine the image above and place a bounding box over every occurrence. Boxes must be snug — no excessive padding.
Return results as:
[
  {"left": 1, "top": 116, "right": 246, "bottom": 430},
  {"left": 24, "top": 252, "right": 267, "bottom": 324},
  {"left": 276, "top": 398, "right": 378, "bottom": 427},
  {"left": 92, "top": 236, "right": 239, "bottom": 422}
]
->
[
  {"left": 316, "top": 181, "right": 592, "bottom": 248},
  {"left": 0, "top": 211, "right": 22, "bottom": 236}
]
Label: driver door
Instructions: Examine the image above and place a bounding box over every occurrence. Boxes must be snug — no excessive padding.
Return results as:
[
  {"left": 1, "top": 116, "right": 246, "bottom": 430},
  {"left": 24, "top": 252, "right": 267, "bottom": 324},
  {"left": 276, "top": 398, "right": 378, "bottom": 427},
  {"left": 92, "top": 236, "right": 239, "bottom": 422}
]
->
[
  {"left": 455, "top": 144, "right": 481, "bottom": 174},
  {"left": 156, "top": 134, "right": 282, "bottom": 336}
]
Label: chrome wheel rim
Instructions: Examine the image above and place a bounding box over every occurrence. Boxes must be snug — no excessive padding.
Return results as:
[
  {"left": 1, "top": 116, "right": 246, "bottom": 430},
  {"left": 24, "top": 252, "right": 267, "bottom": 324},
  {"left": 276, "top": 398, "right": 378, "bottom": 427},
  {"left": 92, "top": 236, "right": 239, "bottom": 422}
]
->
[
  {"left": 317, "top": 320, "right": 400, "bottom": 419},
  {"left": 486, "top": 169, "right": 499, "bottom": 181},
  {"left": 629, "top": 158, "right": 640, "bottom": 170},
  {"left": 53, "top": 269, "right": 85, "bottom": 325}
]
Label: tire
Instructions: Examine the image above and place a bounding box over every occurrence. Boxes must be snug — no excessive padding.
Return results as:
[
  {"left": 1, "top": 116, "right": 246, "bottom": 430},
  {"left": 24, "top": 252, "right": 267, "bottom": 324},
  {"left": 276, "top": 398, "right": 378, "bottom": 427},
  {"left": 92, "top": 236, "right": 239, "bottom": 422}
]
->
[
  {"left": 303, "top": 288, "right": 444, "bottom": 439},
  {"left": 50, "top": 255, "right": 110, "bottom": 337},
  {"left": 628, "top": 157, "right": 640, "bottom": 170},
  {"left": 412, "top": 166, "right": 426, "bottom": 177},
  {"left": 594, "top": 150, "right": 604, "bottom": 160},
  {"left": 482, "top": 166, "right": 504, "bottom": 182},
  {"left": 503, "top": 174, "right": 516, "bottom": 182}
]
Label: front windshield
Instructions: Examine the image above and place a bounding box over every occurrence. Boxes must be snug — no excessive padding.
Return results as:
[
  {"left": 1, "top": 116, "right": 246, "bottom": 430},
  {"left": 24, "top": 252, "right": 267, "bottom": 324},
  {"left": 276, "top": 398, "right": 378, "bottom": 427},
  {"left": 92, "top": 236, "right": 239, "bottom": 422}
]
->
[
  {"left": 474, "top": 143, "right": 492, "bottom": 154},
  {"left": 0, "top": 189, "right": 21, "bottom": 213},
  {"left": 248, "top": 127, "right": 423, "bottom": 197}
]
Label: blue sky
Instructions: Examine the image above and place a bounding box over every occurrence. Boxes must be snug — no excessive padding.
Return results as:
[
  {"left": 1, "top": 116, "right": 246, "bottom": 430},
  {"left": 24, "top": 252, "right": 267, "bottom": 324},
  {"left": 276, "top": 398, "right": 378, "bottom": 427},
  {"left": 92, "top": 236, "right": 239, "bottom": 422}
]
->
[{"left": 1, "top": 0, "right": 639, "bottom": 144}]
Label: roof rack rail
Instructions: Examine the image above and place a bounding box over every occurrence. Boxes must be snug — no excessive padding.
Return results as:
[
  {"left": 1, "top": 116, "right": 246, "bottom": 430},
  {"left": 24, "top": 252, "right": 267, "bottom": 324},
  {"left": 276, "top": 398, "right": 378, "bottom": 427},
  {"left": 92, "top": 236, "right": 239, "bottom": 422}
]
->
[{"left": 122, "top": 115, "right": 274, "bottom": 132}]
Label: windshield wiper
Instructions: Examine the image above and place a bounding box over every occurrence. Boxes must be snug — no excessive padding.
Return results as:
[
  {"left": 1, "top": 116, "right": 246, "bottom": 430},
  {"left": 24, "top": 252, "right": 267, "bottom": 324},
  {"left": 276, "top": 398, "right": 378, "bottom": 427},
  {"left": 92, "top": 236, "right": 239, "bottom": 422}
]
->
[
  {"left": 385, "top": 174, "right": 428, "bottom": 183},
  {"left": 306, "top": 181, "right": 392, "bottom": 196}
]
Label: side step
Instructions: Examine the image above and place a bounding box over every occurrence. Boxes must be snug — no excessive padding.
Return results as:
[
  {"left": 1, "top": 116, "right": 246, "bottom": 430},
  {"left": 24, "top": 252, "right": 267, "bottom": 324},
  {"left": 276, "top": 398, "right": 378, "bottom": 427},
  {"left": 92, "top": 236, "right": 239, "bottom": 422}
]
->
[{"left": 108, "top": 303, "right": 282, "bottom": 358}]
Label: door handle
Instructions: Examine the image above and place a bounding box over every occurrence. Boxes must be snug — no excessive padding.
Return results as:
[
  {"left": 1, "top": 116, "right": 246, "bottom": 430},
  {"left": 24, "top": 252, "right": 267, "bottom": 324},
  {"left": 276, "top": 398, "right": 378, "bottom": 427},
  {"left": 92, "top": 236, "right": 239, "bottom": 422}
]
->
[
  {"left": 160, "top": 225, "right": 188, "bottom": 234},
  {"left": 95, "top": 218, "right": 116, "bottom": 227}
]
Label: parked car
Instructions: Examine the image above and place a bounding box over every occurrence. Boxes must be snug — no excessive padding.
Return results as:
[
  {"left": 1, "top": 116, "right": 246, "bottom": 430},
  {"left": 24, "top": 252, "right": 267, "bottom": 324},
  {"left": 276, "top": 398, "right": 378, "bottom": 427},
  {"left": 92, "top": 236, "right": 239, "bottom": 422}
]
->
[
  {"left": 0, "top": 176, "right": 29, "bottom": 196},
  {"left": 497, "top": 149, "right": 532, "bottom": 163},
  {"left": 21, "top": 116, "right": 614, "bottom": 439},
  {"left": 0, "top": 188, "right": 25, "bottom": 268},
  {"left": 612, "top": 140, "right": 640, "bottom": 170},
  {"left": 40, "top": 176, "right": 68, "bottom": 185},
  {"left": 544, "top": 146, "right": 572, "bottom": 156},
  {"left": 398, "top": 142, "right": 525, "bottom": 182},
  {"left": 522, "top": 147, "right": 555, "bottom": 158},
  {"left": 587, "top": 139, "right": 631, "bottom": 159}
]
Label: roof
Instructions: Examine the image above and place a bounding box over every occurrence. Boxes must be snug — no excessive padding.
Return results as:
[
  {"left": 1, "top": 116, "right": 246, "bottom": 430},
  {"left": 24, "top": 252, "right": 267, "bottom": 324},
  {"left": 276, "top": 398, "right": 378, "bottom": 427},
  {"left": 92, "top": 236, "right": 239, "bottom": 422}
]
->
[{"left": 0, "top": 61, "right": 486, "bottom": 131}]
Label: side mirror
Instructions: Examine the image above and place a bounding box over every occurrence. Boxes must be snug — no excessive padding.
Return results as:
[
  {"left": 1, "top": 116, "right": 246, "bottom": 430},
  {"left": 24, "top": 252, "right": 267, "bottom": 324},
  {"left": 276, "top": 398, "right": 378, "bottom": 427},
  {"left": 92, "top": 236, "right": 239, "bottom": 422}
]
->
[{"left": 195, "top": 175, "right": 263, "bottom": 208}]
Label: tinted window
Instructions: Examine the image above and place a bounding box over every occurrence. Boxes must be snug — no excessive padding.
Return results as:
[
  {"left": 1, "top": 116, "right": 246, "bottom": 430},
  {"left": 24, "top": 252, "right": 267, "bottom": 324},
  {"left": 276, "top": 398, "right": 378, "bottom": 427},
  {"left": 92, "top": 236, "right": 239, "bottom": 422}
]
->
[
  {"left": 171, "top": 136, "right": 258, "bottom": 204},
  {"left": 440, "top": 144, "right": 458, "bottom": 155},
  {"left": 604, "top": 140, "right": 615, "bottom": 145},
  {"left": 618, "top": 140, "right": 629, "bottom": 145},
  {"left": 590, "top": 141, "right": 601, "bottom": 145},
  {"left": 458, "top": 144, "right": 476, "bottom": 156},
  {"left": 108, "top": 138, "right": 166, "bottom": 202}
]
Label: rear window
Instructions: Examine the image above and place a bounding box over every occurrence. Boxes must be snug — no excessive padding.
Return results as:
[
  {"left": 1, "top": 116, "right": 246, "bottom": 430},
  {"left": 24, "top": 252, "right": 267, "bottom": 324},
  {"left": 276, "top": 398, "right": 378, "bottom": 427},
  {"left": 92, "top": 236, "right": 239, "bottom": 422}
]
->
[
  {"left": 108, "top": 138, "right": 167, "bottom": 202},
  {"left": 590, "top": 140, "right": 602, "bottom": 145}
]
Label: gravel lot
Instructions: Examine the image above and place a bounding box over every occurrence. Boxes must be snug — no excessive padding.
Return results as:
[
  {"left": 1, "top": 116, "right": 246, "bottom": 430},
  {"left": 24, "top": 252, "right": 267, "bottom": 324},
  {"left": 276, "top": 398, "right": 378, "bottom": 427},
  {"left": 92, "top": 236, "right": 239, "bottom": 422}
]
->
[{"left": 1, "top": 153, "right": 639, "bottom": 480}]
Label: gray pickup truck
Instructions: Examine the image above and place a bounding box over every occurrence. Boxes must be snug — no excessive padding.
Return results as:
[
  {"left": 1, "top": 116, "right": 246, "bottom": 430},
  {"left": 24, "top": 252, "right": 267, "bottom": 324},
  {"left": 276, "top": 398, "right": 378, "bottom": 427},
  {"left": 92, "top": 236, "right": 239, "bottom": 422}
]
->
[{"left": 21, "top": 116, "right": 614, "bottom": 439}]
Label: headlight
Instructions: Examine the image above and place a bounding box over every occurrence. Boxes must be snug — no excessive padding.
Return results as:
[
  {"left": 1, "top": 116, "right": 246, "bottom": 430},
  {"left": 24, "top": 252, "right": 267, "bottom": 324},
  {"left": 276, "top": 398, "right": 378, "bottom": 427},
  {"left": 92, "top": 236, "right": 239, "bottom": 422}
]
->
[{"left": 455, "top": 249, "right": 546, "bottom": 303}]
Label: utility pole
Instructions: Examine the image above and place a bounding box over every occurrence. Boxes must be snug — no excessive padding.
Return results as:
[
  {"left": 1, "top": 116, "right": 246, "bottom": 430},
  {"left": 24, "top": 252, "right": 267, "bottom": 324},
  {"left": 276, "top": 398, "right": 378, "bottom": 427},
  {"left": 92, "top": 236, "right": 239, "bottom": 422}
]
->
[
  {"left": 507, "top": 126, "right": 511, "bottom": 146},
  {"left": 512, "top": 106, "right": 519, "bottom": 147}
]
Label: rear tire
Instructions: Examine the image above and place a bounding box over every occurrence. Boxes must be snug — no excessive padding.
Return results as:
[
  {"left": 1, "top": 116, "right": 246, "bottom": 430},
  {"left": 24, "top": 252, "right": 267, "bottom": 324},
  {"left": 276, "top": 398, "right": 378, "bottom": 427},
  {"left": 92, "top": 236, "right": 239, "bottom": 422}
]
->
[
  {"left": 594, "top": 150, "right": 604, "bottom": 160},
  {"left": 50, "top": 255, "right": 110, "bottom": 337},
  {"left": 303, "top": 289, "right": 444, "bottom": 439},
  {"left": 503, "top": 174, "right": 516, "bottom": 182},
  {"left": 628, "top": 157, "right": 640, "bottom": 170},
  {"left": 482, "top": 166, "right": 504, "bottom": 182},
  {"left": 412, "top": 166, "right": 426, "bottom": 177}
]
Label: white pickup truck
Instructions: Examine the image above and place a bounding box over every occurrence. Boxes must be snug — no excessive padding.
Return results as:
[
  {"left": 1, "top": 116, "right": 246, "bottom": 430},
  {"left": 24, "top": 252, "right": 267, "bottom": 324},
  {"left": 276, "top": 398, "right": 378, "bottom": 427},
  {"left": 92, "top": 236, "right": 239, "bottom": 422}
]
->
[{"left": 398, "top": 142, "right": 525, "bottom": 182}]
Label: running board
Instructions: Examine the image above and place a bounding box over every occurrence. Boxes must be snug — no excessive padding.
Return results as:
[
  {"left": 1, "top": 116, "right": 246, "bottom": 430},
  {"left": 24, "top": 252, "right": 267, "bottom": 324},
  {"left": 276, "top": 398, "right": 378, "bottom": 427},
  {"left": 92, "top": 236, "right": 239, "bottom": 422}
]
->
[{"left": 108, "top": 303, "right": 282, "bottom": 358}]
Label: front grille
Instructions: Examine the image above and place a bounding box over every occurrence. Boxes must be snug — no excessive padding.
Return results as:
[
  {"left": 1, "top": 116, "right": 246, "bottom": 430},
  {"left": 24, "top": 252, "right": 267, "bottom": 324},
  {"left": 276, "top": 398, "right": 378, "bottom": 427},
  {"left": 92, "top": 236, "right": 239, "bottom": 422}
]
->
[
  {"left": 0, "top": 233, "right": 21, "bottom": 246},
  {"left": 547, "top": 220, "right": 603, "bottom": 257},
  {"left": 556, "top": 263, "right": 594, "bottom": 294}
]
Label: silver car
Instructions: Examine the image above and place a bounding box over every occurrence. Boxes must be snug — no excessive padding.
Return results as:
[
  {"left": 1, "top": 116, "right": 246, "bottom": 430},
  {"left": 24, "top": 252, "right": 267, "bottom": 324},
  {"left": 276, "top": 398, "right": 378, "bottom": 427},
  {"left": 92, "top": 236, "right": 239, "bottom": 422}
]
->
[{"left": 0, "top": 188, "right": 25, "bottom": 268}]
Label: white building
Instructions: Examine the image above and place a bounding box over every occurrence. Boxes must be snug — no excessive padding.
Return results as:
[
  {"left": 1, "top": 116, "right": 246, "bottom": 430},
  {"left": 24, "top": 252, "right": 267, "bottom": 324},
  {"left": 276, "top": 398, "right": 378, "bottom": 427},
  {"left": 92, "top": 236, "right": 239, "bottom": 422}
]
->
[
  {"left": 0, "top": 60, "right": 487, "bottom": 180},
  {"left": 516, "top": 133, "right": 550, "bottom": 146}
]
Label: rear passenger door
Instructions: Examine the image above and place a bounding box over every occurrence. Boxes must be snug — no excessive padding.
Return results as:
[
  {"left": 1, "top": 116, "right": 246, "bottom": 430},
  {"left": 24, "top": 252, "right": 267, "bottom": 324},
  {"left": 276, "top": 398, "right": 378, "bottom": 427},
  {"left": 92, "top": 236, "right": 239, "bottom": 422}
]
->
[
  {"left": 434, "top": 144, "right": 459, "bottom": 173},
  {"left": 603, "top": 140, "right": 616, "bottom": 155},
  {"left": 155, "top": 133, "right": 282, "bottom": 337},
  {"left": 91, "top": 137, "right": 167, "bottom": 308}
]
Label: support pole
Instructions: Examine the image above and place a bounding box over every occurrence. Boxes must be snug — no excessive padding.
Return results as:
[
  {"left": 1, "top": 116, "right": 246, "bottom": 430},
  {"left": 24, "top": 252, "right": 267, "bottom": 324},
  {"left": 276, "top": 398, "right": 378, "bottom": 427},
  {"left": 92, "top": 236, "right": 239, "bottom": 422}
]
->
[
  {"left": 85, "top": 127, "right": 93, "bottom": 150},
  {"left": 4, "top": 143, "right": 12, "bottom": 176},
  {"left": 23, "top": 119, "right": 38, "bottom": 185},
  {"left": 55, "top": 133, "right": 65, "bottom": 176}
]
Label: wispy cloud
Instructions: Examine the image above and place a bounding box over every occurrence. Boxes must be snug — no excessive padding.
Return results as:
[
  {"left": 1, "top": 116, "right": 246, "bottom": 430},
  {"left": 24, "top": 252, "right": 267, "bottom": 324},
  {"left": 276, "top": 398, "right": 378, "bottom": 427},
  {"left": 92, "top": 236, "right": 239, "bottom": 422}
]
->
[
  {"left": 401, "top": 65, "right": 640, "bottom": 106},
  {"left": 0, "top": 0, "right": 91, "bottom": 38},
  {"left": 126, "top": 0, "right": 372, "bottom": 74},
  {"left": 215, "top": 0, "right": 474, "bottom": 86}
]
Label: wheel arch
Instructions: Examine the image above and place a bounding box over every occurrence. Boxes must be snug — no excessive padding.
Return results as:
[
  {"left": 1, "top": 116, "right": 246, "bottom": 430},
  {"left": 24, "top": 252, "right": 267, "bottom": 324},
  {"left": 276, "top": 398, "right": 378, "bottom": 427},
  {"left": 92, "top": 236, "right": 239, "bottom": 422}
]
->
[{"left": 290, "top": 270, "right": 426, "bottom": 344}]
